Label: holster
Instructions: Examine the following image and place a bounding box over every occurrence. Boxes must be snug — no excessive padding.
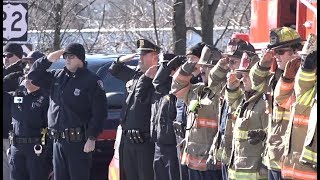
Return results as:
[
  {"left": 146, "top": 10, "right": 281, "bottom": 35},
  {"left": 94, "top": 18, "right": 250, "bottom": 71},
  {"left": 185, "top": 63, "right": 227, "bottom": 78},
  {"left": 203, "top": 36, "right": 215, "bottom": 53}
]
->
[{"left": 173, "top": 121, "right": 186, "bottom": 138}]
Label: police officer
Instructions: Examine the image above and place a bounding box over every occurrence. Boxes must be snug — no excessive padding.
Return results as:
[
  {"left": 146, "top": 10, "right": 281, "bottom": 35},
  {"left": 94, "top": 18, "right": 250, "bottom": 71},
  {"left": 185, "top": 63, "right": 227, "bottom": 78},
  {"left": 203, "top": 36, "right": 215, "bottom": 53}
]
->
[
  {"left": 3, "top": 43, "right": 25, "bottom": 180},
  {"left": 151, "top": 53, "right": 186, "bottom": 180},
  {"left": 109, "top": 39, "right": 160, "bottom": 180},
  {"left": 28, "top": 43, "right": 108, "bottom": 180},
  {"left": 4, "top": 71, "right": 50, "bottom": 180}
]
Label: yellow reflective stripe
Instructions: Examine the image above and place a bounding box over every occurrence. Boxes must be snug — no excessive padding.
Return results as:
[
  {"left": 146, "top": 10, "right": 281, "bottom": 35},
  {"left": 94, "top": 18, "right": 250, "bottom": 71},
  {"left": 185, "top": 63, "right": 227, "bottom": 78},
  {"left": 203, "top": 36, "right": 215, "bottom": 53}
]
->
[
  {"left": 298, "top": 87, "right": 315, "bottom": 106},
  {"left": 228, "top": 168, "right": 266, "bottom": 179},
  {"left": 273, "top": 110, "right": 291, "bottom": 121},
  {"left": 251, "top": 65, "right": 269, "bottom": 77},
  {"left": 252, "top": 83, "right": 265, "bottom": 92},
  {"left": 299, "top": 71, "right": 316, "bottom": 82},
  {"left": 235, "top": 129, "right": 248, "bottom": 139},
  {"left": 301, "top": 147, "right": 317, "bottom": 164}
]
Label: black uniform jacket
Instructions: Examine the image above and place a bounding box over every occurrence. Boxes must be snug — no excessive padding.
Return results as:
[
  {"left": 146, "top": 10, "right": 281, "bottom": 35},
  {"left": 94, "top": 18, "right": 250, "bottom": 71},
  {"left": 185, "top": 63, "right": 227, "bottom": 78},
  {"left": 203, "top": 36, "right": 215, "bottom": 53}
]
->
[
  {"left": 29, "top": 57, "right": 107, "bottom": 138},
  {"left": 3, "top": 88, "right": 49, "bottom": 137},
  {"left": 151, "top": 64, "right": 177, "bottom": 145},
  {"left": 109, "top": 61, "right": 154, "bottom": 132}
]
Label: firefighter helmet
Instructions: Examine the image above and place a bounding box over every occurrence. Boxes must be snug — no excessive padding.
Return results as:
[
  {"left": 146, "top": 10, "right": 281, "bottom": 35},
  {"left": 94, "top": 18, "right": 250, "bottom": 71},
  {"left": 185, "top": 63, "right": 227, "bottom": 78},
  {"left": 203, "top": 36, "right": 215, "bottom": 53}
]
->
[
  {"left": 267, "top": 27, "right": 302, "bottom": 49},
  {"left": 231, "top": 33, "right": 250, "bottom": 42},
  {"left": 223, "top": 39, "right": 256, "bottom": 59}
]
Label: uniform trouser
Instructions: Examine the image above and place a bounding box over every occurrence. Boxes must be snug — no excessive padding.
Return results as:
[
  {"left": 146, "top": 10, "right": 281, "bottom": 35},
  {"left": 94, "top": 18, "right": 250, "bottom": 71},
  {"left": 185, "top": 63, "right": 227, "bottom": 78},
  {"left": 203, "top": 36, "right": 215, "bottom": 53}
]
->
[
  {"left": 53, "top": 139, "right": 92, "bottom": 180},
  {"left": 3, "top": 139, "right": 10, "bottom": 180},
  {"left": 9, "top": 143, "right": 49, "bottom": 180},
  {"left": 153, "top": 142, "right": 180, "bottom": 180},
  {"left": 188, "top": 168, "right": 223, "bottom": 180},
  {"left": 268, "top": 169, "right": 283, "bottom": 180},
  {"left": 122, "top": 137, "right": 155, "bottom": 180},
  {"left": 176, "top": 139, "right": 189, "bottom": 180},
  {"left": 221, "top": 164, "right": 228, "bottom": 180}
]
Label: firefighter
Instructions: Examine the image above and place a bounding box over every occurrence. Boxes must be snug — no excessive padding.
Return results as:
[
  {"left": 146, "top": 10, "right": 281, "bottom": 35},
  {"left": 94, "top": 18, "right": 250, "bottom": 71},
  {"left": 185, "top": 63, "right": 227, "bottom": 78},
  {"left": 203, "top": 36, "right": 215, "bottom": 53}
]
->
[
  {"left": 4, "top": 71, "right": 50, "bottom": 180},
  {"left": 226, "top": 52, "right": 268, "bottom": 179},
  {"left": 174, "top": 42, "right": 205, "bottom": 180},
  {"left": 171, "top": 44, "right": 225, "bottom": 180},
  {"left": 281, "top": 35, "right": 317, "bottom": 179},
  {"left": 151, "top": 53, "right": 186, "bottom": 180},
  {"left": 209, "top": 33, "right": 255, "bottom": 180},
  {"left": 28, "top": 43, "right": 108, "bottom": 180},
  {"left": 109, "top": 39, "right": 160, "bottom": 180},
  {"left": 250, "top": 27, "right": 303, "bottom": 180}
]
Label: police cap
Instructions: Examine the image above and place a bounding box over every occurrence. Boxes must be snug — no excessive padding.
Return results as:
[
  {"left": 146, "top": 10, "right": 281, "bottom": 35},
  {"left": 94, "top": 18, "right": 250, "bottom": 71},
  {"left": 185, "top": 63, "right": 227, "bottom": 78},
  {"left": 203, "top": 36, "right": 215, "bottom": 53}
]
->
[{"left": 136, "top": 39, "right": 161, "bottom": 54}]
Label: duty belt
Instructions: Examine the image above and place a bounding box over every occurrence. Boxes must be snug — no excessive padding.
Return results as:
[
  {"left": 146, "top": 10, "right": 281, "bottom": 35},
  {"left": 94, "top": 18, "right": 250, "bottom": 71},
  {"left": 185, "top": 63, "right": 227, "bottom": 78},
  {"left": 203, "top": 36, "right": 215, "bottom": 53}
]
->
[
  {"left": 123, "top": 130, "right": 150, "bottom": 144},
  {"left": 14, "top": 137, "right": 41, "bottom": 144},
  {"left": 49, "top": 127, "right": 85, "bottom": 142}
]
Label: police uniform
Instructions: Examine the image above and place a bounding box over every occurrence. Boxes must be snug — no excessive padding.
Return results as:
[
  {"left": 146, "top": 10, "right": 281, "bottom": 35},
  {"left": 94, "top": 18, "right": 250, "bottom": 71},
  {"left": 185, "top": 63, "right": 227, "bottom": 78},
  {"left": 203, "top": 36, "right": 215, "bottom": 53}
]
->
[
  {"left": 109, "top": 39, "right": 160, "bottom": 180},
  {"left": 150, "top": 54, "right": 180, "bottom": 180},
  {"left": 3, "top": 83, "right": 50, "bottom": 180},
  {"left": 28, "top": 43, "right": 108, "bottom": 180}
]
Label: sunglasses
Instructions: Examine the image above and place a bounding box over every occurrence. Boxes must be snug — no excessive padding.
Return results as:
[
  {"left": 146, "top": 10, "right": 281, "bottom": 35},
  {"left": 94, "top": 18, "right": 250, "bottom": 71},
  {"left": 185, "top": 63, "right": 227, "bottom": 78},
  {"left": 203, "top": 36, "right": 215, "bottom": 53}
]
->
[
  {"left": 63, "top": 54, "right": 76, "bottom": 59},
  {"left": 274, "top": 48, "right": 292, "bottom": 55},
  {"left": 3, "top": 53, "right": 14, "bottom": 58}
]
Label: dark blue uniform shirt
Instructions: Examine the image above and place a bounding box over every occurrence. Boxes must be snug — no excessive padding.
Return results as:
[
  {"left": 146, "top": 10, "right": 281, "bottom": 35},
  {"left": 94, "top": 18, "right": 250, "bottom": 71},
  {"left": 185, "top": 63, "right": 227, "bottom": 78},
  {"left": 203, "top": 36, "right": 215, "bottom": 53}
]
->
[{"left": 29, "top": 57, "right": 108, "bottom": 138}]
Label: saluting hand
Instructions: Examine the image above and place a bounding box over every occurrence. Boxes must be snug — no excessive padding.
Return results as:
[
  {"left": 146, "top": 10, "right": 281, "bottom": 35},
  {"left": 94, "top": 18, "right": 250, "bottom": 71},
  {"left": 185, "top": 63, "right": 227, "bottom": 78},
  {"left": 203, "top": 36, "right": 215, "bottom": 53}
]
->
[
  {"left": 83, "top": 139, "right": 96, "bottom": 153},
  {"left": 260, "top": 49, "right": 274, "bottom": 68},
  {"left": 227, "top": 72, "right": 240, "bottom": 90},
  {"left": 118, "top": 53, "right": 136, "bottom": 63},
  {"left": 217, "top": 57, "right": 229, "bottom": 70},
  {"left": 145, "top": 65, "right": 158, "bottom": 79},
  {"left": 283, "top": 57, "right": 301, "bottom": 80},
  {"left": 47, "top": 49, "right": 64, "bottom": 63}
]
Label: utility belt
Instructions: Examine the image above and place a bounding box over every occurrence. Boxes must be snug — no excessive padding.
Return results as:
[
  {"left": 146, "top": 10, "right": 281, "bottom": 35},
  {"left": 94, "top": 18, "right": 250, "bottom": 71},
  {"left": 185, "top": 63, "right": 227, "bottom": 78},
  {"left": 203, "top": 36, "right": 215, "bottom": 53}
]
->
[
  {"left": 49, "top": 127, "right": 85, "bottom": 142},
  {"left": 122, "top": 129, "right": 150, "bottom": 144},
  {"left": 8, "top": 130, "right": 46, "bottom": 156}
]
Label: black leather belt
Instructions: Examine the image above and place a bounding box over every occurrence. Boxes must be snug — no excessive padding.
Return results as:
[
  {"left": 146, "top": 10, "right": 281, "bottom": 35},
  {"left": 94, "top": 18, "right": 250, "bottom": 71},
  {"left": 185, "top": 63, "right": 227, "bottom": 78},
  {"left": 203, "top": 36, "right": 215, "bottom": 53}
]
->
[
  {"left": 49, "top": 127, "right": 85, "bottom": 142},
  {"left": 123, "top": 130, "right": 150, "bottom": 144},
  {"left": 14, "top": 137, "right": 41, "bottom": 144}
]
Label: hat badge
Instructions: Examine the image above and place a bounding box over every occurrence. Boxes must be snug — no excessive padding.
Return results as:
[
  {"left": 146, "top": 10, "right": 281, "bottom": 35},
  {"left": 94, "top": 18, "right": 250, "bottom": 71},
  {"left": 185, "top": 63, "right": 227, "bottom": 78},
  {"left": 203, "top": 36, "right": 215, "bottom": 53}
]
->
[
  {"left": 74, "top": 88, "right": 81, "bottom": 96},
  {"left": 139, "top": 40, "right": 144, "bottom": 47}
]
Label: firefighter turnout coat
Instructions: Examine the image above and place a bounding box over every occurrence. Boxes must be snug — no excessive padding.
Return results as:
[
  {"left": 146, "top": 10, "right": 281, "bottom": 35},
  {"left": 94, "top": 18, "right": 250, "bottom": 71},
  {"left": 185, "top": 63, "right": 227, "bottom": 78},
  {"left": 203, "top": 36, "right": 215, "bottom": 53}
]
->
[
  {"left": 171, "top": 64, "right": 227, "bottom": 171},
  {"left": 281, "top": 68, "right": 317, "bottom": 180}
]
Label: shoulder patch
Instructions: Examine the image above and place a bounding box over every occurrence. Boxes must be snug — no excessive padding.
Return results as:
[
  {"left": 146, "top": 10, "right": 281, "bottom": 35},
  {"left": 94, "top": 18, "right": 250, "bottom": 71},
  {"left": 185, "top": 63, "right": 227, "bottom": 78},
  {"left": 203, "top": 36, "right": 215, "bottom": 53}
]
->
[{"left": 97, "top": 80, "right": 104, "bottom": 90}]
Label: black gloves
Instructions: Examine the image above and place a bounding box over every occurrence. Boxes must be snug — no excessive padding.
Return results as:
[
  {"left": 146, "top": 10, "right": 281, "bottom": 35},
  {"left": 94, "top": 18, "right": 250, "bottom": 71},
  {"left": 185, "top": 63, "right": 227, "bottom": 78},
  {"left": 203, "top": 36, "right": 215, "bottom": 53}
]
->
[
  {"left": 167, "top": 55, "right": 187, "bottom": 71},
  {"left": 173, "top": 121, "right": 186, "bottom": 138},
  {"left": 247, "top": 129, "right": 266, "bottom": 145},
  {"left": 302, "top": 51, "right": 317, "bottom": 71}
]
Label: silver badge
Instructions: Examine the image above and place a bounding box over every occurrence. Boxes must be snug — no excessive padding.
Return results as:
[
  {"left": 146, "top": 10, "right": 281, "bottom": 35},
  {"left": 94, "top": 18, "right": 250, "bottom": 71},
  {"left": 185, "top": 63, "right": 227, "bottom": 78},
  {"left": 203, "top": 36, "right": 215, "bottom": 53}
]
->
[{"left": 74, "top": 88, "right": 81, "bottom": 96}]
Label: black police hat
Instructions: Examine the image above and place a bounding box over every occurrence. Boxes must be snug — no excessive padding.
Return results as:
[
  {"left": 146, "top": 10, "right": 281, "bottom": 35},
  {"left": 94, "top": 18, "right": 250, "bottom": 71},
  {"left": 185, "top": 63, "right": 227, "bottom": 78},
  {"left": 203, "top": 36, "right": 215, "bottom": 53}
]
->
[
  {"left": 137, "top": 39, "right": 161, "bottom": 54},
  {"left": 186, "top": 42, "right": 206, "bottom": 58},
  {"left": 3, "top": 43, "right": 23, "bottom": 59},
  {"left": 23, "top": 51, "right": 45, "bottom": 62}
]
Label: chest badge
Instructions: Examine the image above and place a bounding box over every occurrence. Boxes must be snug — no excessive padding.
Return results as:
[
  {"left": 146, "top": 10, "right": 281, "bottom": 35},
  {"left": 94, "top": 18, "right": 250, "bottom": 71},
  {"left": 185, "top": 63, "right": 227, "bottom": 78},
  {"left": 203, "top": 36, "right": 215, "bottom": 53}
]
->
[{"left": 74, "top": 88, "right": 81, "bottom": 96}]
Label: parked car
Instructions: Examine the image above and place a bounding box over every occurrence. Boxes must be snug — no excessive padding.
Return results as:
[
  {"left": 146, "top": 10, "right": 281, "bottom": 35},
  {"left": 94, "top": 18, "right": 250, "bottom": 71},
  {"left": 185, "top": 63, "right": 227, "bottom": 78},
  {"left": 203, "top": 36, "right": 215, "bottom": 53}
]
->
[{"left": 49, "top": 53, "right": 139, "bottom": 180}]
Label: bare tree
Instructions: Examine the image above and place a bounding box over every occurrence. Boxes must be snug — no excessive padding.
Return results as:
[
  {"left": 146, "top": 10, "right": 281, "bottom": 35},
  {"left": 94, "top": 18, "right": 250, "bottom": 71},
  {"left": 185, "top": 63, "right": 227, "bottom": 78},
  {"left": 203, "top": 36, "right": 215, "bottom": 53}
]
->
[{"left": 172, "top": 0, "right": 186, "bottom": 55}]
